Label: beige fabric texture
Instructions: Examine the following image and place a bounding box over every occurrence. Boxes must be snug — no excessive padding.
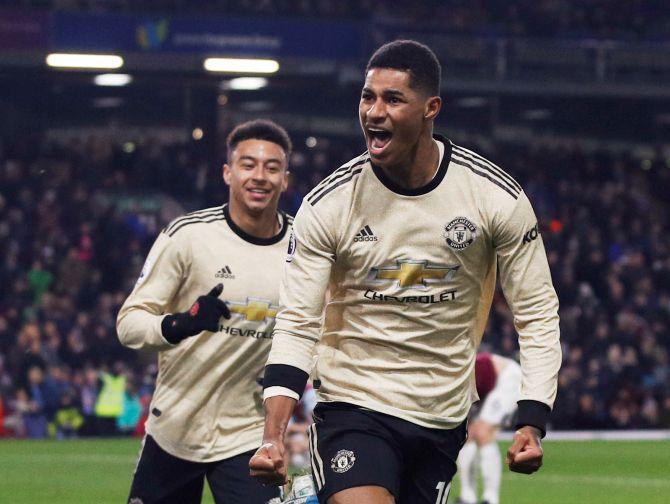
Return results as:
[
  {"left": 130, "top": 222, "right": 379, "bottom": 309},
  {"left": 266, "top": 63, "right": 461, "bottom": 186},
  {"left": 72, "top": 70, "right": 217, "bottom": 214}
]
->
[{"left": 267, "top": 138, "right": 561, "bottom": 430}]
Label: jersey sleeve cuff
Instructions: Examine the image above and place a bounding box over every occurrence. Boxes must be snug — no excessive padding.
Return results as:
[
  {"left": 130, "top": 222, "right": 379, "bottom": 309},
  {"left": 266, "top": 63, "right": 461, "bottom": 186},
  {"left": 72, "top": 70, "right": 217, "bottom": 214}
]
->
[
  {"left": 263, "top": 364, "right": 309, "bottom": 399},
  {"left": 263, "top": 386, "right": 300, "bottom": 402},
  {"left": 151, "top": 315, "right": 178, "bottom": 349},
  {"left": 516, "top": 400, "right": 551, "bottom": 438}
]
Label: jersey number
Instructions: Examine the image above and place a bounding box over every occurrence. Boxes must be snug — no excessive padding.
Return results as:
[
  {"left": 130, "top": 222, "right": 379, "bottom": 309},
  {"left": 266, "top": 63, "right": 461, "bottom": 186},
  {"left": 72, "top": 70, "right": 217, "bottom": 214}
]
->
[{"left": 435, "top": 481, "right": 451, "bottom": 504}]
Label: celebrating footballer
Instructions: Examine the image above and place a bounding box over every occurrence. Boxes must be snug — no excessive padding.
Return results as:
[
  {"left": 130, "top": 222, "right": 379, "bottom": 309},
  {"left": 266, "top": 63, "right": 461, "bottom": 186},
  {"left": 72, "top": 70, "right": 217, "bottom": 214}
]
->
[
  {"left": 250, "top": 40, "right": 561, "bottom": 504},
  {"left": 118, "top": 120, "right": 293, "bottom": 504}
]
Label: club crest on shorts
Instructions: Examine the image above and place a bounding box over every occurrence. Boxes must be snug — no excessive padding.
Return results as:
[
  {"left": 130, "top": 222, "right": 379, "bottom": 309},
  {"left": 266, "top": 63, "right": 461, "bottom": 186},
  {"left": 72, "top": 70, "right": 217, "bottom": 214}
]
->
[
  {"left": 128, "top": 498, "right": 144, "bottom": 504},
  {"left": 331, "top": 449, "right": 356, "bottom": 473},
  {"left": 444, "top": 217, "right": 477, "bottom": 250}
]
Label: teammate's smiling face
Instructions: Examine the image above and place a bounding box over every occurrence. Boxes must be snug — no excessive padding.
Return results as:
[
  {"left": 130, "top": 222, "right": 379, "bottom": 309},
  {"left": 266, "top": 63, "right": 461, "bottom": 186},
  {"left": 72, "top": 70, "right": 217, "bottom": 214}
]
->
[
  {"left": 223, "top": 139, "right": 289, "bottom": 215},
  {"left": 359, "top": 68, "right": 440, "bottom": 169}
]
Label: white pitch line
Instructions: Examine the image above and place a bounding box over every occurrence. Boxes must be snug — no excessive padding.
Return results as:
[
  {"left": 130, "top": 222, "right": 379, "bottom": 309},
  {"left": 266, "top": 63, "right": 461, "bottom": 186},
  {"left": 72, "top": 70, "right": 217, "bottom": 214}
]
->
[
  {"left": 498, "top": 430, "right": 670, "bottom": 441},
  {"left": 505, "top": 473, "right": 670, "bottom": 489}
]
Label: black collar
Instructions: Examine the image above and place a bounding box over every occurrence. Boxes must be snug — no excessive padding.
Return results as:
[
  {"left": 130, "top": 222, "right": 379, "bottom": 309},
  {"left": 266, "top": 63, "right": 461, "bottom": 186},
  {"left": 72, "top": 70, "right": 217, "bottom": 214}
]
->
[
  {"left": 371, "top": 134, "right": 452, "bottom": 196},
  {"left": 222, "top": 204, "right": 288, "bottom": 246}
]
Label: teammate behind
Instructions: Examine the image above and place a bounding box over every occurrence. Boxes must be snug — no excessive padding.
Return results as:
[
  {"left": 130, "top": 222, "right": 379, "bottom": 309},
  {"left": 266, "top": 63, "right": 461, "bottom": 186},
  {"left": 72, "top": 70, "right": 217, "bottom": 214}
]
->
[
  {"left": 250, "top": 40, "right": 561, "bottom": 504},
  {"left": 117, "top": 119, "right": 293, "bottom": 504},
  {"left": 456, "top": 353, "right": 522, "bottom": 504}
]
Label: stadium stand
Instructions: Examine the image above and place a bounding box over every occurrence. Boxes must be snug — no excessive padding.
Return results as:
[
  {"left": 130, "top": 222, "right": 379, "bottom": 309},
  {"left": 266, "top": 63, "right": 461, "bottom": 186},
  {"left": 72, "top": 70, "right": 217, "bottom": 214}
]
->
[{"left": 1, "top": 130, "right": 669, "bottom": 438}]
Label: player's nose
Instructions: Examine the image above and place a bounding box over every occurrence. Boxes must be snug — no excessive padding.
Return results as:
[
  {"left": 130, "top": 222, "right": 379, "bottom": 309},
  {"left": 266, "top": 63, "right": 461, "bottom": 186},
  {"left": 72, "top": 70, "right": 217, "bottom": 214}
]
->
[
  {"left": 366, "top": 98, "right": 386, "bottom": 120},
  {"left": 250, "top": 165, "right": 268, "bottom": 181}
]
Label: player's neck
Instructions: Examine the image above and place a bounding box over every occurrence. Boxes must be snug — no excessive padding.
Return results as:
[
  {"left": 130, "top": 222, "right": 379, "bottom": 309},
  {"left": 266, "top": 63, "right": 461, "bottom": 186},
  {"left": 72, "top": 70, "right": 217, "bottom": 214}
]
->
[
  {"left": 379, "top": 134, "right": 439, "bottom": 190},
  {"left": 227, "top": 200, "right": 280, "bottom": 239}
]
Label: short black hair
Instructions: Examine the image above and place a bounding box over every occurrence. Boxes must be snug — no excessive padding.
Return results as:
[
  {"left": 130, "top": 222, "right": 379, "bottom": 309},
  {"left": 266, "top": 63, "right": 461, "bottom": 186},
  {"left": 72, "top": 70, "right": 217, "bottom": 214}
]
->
[
  {"left": 226, "top": 119, "right": 292, "bottom": 160},
  {"left": 365, "top": 40, "right": 441, "bottom": 96}
]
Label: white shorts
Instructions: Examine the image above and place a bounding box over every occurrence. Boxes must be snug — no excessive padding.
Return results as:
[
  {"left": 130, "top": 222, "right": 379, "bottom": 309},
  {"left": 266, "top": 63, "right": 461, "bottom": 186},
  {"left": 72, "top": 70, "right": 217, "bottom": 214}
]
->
[{"left": 478, "top": 361, "right": 522, "bottom": 426}]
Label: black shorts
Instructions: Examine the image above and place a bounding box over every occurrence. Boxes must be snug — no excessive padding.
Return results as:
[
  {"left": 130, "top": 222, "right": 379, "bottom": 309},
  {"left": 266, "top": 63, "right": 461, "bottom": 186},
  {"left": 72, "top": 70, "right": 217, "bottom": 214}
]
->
[
  {"left": 307, "top": 403, "right": 467, "bottom": 504},
  {"left": 128, "top": 435, "right": 280, "bottom": 504}
]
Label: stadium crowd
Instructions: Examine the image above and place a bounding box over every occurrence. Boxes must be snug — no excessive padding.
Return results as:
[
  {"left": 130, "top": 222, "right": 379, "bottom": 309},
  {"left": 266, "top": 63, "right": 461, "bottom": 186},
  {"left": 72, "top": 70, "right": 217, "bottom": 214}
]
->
[
  {"left": 3, "top": 0, "right": 670, "bottom": 40},
  {"left": 0, "top": 130, "right": 669, "bottom": 439}
]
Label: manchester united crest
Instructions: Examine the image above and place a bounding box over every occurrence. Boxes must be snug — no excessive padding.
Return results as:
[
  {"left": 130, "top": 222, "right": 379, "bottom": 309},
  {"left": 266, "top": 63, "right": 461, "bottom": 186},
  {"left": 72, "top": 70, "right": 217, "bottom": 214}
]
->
[
  {"left": 444, "top": 217, "right": 477, "bottom": 250},
  {"left": 331, "top": 449, "right": 356, "bottom": 473}
]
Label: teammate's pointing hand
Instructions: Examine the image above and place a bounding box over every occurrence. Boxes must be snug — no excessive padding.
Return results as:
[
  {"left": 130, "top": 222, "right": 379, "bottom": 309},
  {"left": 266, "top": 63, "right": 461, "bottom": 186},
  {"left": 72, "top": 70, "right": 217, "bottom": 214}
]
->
[{"left": 161, "top": 283, "right": 231, "bottom": 344}]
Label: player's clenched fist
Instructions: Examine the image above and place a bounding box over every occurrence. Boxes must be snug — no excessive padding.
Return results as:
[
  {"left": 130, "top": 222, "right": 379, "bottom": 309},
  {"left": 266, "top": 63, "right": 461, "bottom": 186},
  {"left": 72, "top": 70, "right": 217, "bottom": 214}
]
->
[
  {"left": 249, "top": 440, "right": 288, "bottom": 486},
  {"left": 506, "top": 426, "right": 543, "bottom": 474}
]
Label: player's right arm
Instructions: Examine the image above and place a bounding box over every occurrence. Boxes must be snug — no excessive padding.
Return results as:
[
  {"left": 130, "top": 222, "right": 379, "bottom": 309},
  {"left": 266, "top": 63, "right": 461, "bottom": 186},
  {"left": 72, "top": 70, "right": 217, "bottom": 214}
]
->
[
  {"left": 248, "top": 395, "right": 296, "bottom": 485},
  {"left": 117, "top": 230, "right": 230, "bottom": 351},
  {"left": 250, "top": 201, "right": 336, "bottom": 483},
  {"left": 116, "top": 231, "right": 184, "bottom": 351}
]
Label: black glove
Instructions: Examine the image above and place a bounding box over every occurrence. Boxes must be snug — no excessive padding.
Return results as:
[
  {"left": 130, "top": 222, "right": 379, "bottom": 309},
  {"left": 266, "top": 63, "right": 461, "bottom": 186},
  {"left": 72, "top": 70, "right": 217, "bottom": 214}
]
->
[{"left": 161, "top": 284, "right": 231, "bottom": 344}]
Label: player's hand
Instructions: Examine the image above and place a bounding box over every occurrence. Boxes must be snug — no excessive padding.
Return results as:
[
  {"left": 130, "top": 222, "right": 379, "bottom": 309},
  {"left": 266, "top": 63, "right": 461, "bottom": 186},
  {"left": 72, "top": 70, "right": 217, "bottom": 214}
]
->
[
  {"left": 161, "top": 284, "right": 231, "bottom": 344},
  {"left": 506, "top": 425, "right": 543, "bottom": 474},
  {"left": 249, "top": 440, "right": 288, "bottom": 486}
]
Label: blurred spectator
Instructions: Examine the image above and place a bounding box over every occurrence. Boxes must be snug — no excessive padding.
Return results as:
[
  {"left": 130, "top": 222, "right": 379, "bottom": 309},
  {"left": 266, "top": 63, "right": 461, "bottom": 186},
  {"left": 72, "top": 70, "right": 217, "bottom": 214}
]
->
[
  {"left": 94, "top": 367, "right": 126, "bottom": 436},
  {"left": 6, "top": 389, "right": 30, "bottom": 437},
  {"left": 27, "top": 261, "right": 53, "bottom": 305},
  {"left": 79, "top": 366, "right": 100, "bottom": 436},
  {"left": 286, "top": 428, "right": 311, "bottom": 471},
  {"left": 117, "top": 381, "right": 142, "bottom": 435},
  {"left": 25, "top": 367, "right": 48, "bottom": 438},
  {"left": 54, "top": 392, "right": 84, "bottom": 438},
  {"left": 0, "top": 391, "right": 7, "bottom": 437}
]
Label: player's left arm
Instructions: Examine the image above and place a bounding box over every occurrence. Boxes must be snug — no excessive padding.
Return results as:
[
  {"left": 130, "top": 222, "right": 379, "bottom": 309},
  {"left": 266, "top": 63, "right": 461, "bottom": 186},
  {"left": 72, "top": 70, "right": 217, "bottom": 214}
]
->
[{"left": 494, "top": 190, "right": 561, "bottom": 474}]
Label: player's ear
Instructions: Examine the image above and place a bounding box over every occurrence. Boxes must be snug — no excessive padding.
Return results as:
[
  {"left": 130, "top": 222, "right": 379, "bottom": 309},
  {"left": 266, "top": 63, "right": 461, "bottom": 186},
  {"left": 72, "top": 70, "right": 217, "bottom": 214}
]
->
[
  {"left": 424, "top": 96, "right": 442, "bottom": 121},
  {"left": 223, "top": 163, "right": 232, "bottom": 185},
  {"left": 281, "top": 170, "right": 290, "bottom": 193}
]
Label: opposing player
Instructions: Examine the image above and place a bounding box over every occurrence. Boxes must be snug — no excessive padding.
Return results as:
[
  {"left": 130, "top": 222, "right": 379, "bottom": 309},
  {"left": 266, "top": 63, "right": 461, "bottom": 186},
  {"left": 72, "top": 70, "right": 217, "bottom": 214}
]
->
[
  {"left": 250, "top": 40, "right": 561, "bottom": 504},
  {"left": 117, "top": 119, "right": 292, "bottom": 504},
  {"left": 456, "top": 353, "right": 522, "bottom": 504}
]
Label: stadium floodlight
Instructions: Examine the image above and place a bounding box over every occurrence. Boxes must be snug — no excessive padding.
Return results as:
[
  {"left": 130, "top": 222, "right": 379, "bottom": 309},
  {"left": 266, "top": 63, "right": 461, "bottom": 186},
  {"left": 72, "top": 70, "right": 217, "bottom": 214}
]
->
[
  {"left": 46, "top": 53, "right": 124, "bottom": 70},
  {"left": 94, "top": 74, "right": 133, "bottom": 87},
  {"left": 221, "top": 77, "right": 269, "bottom": 90},
  {"left": 203, "top": 58, "right": 279, "bottom": 74}
]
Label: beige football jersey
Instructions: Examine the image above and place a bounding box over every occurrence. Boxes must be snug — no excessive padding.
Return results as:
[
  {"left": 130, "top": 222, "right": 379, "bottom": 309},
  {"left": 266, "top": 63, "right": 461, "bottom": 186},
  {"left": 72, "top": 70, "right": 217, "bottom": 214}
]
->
[
  {"left": 117, "top": 204, "right": 292, "bottom": 462},
  {"left": 266, "top": 136, "right": 561, "bottom": 430}
]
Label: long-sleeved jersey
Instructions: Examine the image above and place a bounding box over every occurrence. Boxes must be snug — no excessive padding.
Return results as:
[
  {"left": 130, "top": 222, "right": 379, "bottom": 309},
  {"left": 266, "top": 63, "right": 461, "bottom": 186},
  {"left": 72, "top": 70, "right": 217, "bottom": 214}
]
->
[
  {"left": 117, "top": 204, "right": 292, "bottom": 462},
  {"left": 265, "top": 136, "right": 561, "bottom": 432}
]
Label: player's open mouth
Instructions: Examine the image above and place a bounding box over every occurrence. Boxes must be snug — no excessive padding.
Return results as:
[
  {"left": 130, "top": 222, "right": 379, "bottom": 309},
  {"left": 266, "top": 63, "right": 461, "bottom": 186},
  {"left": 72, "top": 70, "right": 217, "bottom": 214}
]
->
[{"left": 367, "top": 127, "right": 392, "bottom": 156}]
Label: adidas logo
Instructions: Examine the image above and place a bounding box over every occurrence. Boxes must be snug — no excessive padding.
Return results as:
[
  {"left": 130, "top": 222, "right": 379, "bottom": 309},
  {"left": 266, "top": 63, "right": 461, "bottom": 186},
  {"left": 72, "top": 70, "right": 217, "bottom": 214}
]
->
[
  {"left": 215, "top": 265, "right": 235, "bottom": 279},
  {"left": 353, "top": 225, "right": 378, "bottom": 243}
]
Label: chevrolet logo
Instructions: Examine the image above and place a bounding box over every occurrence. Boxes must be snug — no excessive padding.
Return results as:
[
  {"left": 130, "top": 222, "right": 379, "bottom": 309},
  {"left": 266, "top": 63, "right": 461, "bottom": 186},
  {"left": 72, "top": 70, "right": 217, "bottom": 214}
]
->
[
  {"left": 228, "top": 298, "right": 279, "bottom": 322},
  {"left": 369, "top": 260, "right": 459, "bottom": 290}
]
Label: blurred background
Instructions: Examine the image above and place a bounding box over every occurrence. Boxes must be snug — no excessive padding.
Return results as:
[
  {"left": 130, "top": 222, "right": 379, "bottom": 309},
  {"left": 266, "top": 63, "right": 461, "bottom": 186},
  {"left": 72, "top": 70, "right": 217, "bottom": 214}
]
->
[{"left": 0, "top": 1, "right": 669, "bottom": 502}]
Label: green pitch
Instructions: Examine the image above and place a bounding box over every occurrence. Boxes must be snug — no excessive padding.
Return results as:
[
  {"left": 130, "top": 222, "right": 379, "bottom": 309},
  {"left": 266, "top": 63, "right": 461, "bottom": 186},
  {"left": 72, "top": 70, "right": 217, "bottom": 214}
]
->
[{"left": 0, "top": 438, "right": 668, "bottom": 503}]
